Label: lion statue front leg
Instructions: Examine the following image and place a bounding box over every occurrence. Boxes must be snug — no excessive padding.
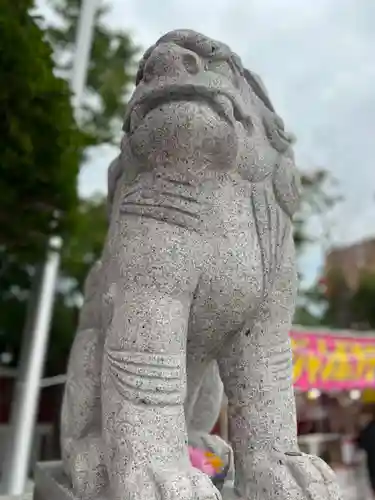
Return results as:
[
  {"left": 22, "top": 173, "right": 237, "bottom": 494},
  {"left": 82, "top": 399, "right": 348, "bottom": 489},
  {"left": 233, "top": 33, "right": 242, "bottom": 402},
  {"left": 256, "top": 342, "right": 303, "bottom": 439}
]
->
[
  {"left": 100, "top": 215, "right": 220, "bottom": 500},
  {"left": 62, "top": 272, "right": 227, "bottom": 499},
  {"left": 218, "top": 234, "right": 341, "bottom": 500}
]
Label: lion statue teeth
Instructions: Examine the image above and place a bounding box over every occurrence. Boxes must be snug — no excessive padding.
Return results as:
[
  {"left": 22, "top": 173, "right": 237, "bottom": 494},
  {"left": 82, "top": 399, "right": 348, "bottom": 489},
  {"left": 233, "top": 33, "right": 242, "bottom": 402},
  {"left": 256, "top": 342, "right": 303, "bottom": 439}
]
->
[{"left": 60, "top": 29, "right": 340, "bottom": 500}]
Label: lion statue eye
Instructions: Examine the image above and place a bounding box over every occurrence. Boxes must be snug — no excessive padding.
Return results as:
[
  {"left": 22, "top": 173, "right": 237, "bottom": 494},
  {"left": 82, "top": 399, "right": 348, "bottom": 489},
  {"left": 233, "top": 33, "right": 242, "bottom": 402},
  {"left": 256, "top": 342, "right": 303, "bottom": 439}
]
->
[{"left": 205, "top": 59, "right": 236, "bottom": 83}]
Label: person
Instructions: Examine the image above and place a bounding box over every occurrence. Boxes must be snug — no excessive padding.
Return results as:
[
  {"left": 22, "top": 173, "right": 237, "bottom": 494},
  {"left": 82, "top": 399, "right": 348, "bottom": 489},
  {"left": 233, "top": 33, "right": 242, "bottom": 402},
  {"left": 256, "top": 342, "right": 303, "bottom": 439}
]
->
[{"left": 357, "top": 408, "right": 375, "bottom": 496}]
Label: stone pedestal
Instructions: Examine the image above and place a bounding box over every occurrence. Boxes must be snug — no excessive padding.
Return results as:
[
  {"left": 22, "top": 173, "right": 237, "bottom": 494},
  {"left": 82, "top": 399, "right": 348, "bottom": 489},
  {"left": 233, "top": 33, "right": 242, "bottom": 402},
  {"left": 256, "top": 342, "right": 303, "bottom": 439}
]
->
[
  {"left": 32, "top": 462, "right": 89, "bottom": 500},
  {"left": 0, "top": 495, "right": 32, "bottom": 500},
  {"left": 0, "top": 480, "right": 34, "bottom": 500},
  {"left": 32, "top": 461, "right": 237, "bottom": 500}
]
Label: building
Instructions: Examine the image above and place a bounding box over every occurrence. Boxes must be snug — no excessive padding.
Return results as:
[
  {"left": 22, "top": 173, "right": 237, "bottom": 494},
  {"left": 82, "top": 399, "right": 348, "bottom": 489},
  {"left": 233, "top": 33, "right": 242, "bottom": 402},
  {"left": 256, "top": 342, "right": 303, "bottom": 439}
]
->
[{"left": 325, "top": 238, "right": 375, "bottom": 292}]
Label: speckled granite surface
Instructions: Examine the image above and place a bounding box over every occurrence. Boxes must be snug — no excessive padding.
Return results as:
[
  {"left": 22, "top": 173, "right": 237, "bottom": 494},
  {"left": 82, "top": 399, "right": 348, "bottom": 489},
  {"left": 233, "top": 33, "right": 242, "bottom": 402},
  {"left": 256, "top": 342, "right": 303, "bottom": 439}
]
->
[
  {"left": 19, "top": 463, "right": 252, "bottom": 500},
  {"left": 36, "top": 29, "right": 341, "bottom": 500}
]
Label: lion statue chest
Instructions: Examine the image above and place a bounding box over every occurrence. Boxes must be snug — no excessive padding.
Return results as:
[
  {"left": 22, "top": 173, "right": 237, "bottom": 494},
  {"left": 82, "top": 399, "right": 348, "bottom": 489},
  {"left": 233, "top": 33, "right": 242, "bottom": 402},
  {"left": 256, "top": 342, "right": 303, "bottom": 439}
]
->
[{"left": 102, "top": 170, "right": 290, "bottom": 354}]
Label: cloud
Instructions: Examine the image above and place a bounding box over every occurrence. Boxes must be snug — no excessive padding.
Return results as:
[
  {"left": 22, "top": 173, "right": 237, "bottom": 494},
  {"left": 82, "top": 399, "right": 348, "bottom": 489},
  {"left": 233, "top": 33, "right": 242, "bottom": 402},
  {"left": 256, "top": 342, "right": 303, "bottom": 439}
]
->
[{"left": 36, "top": 0, "right": 375, "bottom": 281}]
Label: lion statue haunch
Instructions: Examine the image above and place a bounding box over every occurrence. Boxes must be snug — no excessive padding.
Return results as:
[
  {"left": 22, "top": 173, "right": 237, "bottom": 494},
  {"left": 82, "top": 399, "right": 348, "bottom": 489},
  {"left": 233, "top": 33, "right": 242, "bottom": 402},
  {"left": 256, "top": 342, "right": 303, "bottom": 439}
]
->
[{"left": 61, "top": 29, "right": 340, "bottom": 500}]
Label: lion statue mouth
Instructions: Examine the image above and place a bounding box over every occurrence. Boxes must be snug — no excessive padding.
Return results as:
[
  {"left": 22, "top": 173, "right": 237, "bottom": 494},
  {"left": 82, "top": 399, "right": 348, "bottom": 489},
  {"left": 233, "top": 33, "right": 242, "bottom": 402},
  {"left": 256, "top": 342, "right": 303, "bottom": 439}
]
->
[{"left": 123, "top": 83, "right": 248, "bottom": 135}]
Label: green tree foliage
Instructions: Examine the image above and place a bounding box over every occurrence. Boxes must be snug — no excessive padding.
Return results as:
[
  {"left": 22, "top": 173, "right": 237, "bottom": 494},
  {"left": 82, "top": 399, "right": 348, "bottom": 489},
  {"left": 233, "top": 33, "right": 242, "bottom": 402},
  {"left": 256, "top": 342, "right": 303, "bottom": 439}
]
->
[
  {"left": 293, "top": 170, "right": 342, "bottom": 325},
  {"left": 0, "top": 0, "right": 138, "bottom": 374},
  {"left": 318, "top": 270, "right": 375, "bottom": 331},
  {"left": 293, "top": 303, "right": 323, "bottom": 327},
  {"left": 0, "top": 0, "right": 87, "bottom": 260},
  {"left": 296, "top": 264, "right": 375, "bottom": 331},
  {"left": 319, "top": 270, "right": 352, "bottom": 328},
  {"left": 60, "top": 195, "right": 108, "bottom": 294},
  {"left": 350, "top": 273, "right": 375, "bottom": 330},
  {"left": 0, "top": 195, "right": 108, "bottom": 373},
  {"left": 47, "top": 195, "right": 108, "bottom": 374},
  {"left": 294, "top": 169, "right": 340, "bottom": 253},
  {"left": 46, "top": 0, "right": 139, "bottom": 146},
  {"left": 0, "top": 0, "right": 88, "bottom": 370}
]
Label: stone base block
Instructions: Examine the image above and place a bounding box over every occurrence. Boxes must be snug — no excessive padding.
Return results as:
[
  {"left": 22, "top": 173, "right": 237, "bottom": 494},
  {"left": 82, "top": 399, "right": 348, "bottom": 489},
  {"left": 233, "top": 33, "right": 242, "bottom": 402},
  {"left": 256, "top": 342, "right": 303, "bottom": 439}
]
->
[
  {"left": 32, "top": 462, "right": 104, "bottom": 500},
  {"left": 0, "top": 494, "right": 32, "bottom": 500},
  {"left": 0, "top": 480, "right": 34, "bottom": 500},
  {"left": 33, "top": 461, "right": 237, "bottom": 500},
  {"left": 0, "top": 495, "right": 32, "bottom": 500}
]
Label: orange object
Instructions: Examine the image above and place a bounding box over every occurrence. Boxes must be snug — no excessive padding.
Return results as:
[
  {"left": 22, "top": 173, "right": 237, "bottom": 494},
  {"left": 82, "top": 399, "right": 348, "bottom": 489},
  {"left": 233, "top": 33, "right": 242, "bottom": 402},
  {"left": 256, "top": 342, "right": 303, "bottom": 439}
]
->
[{"left": 204, "top": 451, "right": 224, "bottom": 472}]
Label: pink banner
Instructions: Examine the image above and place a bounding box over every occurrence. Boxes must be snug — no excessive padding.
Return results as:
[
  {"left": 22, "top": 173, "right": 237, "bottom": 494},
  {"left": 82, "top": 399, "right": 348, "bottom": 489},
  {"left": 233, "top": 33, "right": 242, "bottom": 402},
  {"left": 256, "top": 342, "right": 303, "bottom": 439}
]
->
[{"left": 290, "top": 330, "right": 375, "bottom": 391}]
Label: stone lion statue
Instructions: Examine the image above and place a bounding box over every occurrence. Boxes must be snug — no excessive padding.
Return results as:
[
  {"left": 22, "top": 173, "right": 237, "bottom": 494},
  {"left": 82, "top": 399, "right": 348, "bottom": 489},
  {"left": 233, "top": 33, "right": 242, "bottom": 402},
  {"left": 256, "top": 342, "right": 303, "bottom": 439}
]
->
[{"left": 61, "top": 29, "right": 340, "bottom": 500}]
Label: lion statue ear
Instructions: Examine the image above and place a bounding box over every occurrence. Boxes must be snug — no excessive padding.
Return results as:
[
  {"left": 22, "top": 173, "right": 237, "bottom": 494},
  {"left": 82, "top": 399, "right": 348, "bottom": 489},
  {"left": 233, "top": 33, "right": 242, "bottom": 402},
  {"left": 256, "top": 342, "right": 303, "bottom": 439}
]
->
[
  {"left": 243, "top": 68, "right": 301, "bottom": 218},
  {"left": 244, "top": 69, "right": 275, "bottom": 113},
  {"left": 272, "top": 152, "right": 302, "bottom": 219},
  {"left": 107, "top": 156, "right": 122, "bottom": 220}
]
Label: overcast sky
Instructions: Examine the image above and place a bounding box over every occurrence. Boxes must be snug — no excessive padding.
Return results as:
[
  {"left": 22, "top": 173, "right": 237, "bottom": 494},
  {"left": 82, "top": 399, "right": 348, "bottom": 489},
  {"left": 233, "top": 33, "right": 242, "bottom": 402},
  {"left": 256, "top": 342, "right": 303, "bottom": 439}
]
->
[{"left": 36, "top": 0, "right": 375, "bottom": 284}]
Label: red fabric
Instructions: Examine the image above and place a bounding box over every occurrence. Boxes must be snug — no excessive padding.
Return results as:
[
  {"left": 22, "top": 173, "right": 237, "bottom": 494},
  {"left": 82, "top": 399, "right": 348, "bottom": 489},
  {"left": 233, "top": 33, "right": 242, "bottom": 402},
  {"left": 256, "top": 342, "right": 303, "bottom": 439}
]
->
[
  {"left": 0, "top": 377, "right": 13, "bottom": 422},
  {"left": 211, "top": 419, "right": 221, "bottom": 435}
]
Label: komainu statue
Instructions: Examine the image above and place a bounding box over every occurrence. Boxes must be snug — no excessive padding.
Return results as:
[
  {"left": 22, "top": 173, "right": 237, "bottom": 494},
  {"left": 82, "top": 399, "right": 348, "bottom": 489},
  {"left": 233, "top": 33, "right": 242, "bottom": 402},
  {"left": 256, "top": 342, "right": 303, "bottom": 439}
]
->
[{"left": 60, "top": 29, "right": 340, "bottom": 500}]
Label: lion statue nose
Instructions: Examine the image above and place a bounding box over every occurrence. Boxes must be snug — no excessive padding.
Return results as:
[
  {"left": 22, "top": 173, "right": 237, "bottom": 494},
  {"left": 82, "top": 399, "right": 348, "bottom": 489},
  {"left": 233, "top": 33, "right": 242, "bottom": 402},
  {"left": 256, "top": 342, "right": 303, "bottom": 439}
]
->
[{"left": 142, "top": 43, "right": 202, "bottom": 83}]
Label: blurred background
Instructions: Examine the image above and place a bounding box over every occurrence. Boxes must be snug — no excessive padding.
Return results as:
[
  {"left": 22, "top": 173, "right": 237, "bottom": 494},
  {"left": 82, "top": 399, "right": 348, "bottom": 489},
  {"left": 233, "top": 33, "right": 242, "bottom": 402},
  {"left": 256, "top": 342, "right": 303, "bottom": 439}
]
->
[{"left": 1, "top": 0, "right": 375, "bottom": 498}]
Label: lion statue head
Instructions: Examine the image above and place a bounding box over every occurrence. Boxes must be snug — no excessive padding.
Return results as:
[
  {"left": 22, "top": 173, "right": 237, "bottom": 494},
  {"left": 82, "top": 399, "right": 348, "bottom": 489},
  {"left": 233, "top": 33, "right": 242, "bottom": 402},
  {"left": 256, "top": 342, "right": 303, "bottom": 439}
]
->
[{"left": 118, "top": 29, "right": 300, "bottom": 219}]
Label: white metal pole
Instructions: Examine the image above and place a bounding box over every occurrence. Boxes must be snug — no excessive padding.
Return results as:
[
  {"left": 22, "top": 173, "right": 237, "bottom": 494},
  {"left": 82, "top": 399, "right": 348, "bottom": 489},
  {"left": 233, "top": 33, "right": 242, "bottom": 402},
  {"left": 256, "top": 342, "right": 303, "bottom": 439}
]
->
[
  {"left": 1, "top": 238, "right": 62, "bottom": 494},
  {"left": 1, "top": 0, "right": 99, "bottom": 494},
  {"left": 70, "top": 0, "right": 100, "bottom": 117}
]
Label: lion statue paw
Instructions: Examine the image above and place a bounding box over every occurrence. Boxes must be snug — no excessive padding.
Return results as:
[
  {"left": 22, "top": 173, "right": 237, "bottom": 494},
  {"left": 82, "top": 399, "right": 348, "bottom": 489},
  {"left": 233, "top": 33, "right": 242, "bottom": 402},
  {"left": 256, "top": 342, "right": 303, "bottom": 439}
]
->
[
  {"left": 106, "top": 461, "right": 221, "bottom": 500},
  {"left": 232, "top": 450, "right": 341, "bottom": 500}
]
